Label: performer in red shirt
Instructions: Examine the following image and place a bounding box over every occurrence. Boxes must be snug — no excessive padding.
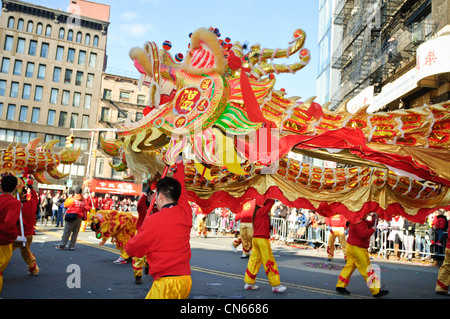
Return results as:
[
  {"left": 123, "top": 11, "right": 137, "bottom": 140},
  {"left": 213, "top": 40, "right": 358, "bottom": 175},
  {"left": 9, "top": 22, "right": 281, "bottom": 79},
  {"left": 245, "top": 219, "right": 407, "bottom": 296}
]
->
[
  {"left": 244, "top": 199, "right": 286, "bottom": 293},
  {"left": 126, "top": 160, "right": 192, "bottom": 299},
  {"left": 232, "top": 199, "right": 256, "bottom": 258},
  {"left": 336, "top": 213, "right": 389, "bottom": 297},
  {"left": 436, "top": 210, "right": 450, "bottom": 295},
  {"left": 0, "top": 174, "right": 21, "bottom": 293},
  {"left": 325, "top": 214, "right": 348, "bottom": 261},
  {"left": 12, "top": 180, "right": 40, "bottom": 276}
]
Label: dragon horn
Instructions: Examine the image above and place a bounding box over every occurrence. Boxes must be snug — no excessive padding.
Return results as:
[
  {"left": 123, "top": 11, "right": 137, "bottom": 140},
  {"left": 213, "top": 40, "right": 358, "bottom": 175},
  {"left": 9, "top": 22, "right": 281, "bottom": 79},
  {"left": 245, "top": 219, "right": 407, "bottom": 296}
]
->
[
  {"left": 33, "top": 171, "right": 52, "bottom": 184},
  {"left": 38, "top": 139, "right": 59, "bottom": 152},
  {"left": 47, "top": 167, "right": 69, "bottom": 179},
  {"left": 59, "top": 148, "right": 81, "bottom": 165},
  {"left": 248, "top": 29, "right": 306, "bottom": 63},
  {"left": 100, "top": 135, "right": 122, "bottom": 157},
  {"left": 27, "top": 137, "right": 41, "bottom": 150},
  {"left": 250, "top": 49, "right": 310, "bottom": 79}
]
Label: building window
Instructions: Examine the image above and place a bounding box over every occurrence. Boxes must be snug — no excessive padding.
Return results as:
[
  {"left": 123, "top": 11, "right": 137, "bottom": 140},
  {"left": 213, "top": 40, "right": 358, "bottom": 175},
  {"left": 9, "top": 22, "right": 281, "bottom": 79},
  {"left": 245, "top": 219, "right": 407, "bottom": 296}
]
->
[
  {"left": 78, "top": 50, "right": 86, "bottom": 65},
  {"left": 103, "top": 89, "right": 112, "bottom": 100},
  {"left": 137, "top": 94, "right": 146, "bottom": 105},
  {"left": 13, "top": 60, "right": 22, "bottom": 76},
  {"left": 50, "top": 88, "right": 58, "bottom": 104},
  {"left": 10, "top": 82, "right": 19, "bottom": 98},
  {"left": 62, "top": 90, "right": 70, "bottom": 106},
  {"left": 1, "top": 58, "right": 10, "bottom": 73},
  {"left": 0, "top": 80, "right": 6, "bottom": 96},
  {"left": 28, "top": 40, "right": 37, "bottom": 56},
  {"left": 76, "top": 31, "right": 82, "bottom": 43},
  {"left": 17, "top": 19, "right": 24, "bottom": 31},
  {"left": 19, "top": 105, "right": 28, "bottom": 122},
  {"left": 70, "top": 113, "right": 78, "bottom": 128},
  {"left": 81, "top": 114, "right": 89, "bottom": 129},
  {"left": 55, "top": 46, "right": 64, "bottom": 61},
  {"left": 27, "top": 21, "right": 33, "bottom": 33},
  {"left": 93, "top": 35, "right": 99, "bottom": 47},
  {"left": 73, "top": 92, "right": 81, "bottom": 107},
  {"left": 89, "top": 52, "right": 97, "bottom": 67},
  {"left": 4, "top": 35, "right": 13, "bottom": 51},
  {"left": 58, "top": 111, "right": 67, "bottom": 127},
  {"left": 7, "top": 17, "right": 14, "bottom": 29},
  {"left": 40, "top": 42, "right": 49, "bottom": 58},
  {"left": 22, "top": 83, "right": 31, "bottom": 100},
  {"left": 7, "top": 104, "right": 16, "bottom": 120},
  {"left": 53, "top": 67, "right": 61, "bottom": 82},
  {"left": 37, "top": 64, "right": 46, "bottom": 80},
  {"left": 17, "top": 38, "right": 25, "bottom": 54},
  {"left": 34, "top": 86, "right": 43, "bottom": 101},
  {"left": 85, "top": 33, "right": 90, "bottom": 45},
  {"left": 67, "top": 29, "right": 73, "bottom": 41},
  {"left": 31, "top": 107, "right": 40, "bottom": 123},
  {"left": 58, "top": 27, "right": 65, "bottom": 39},
  {"left": 136, "top": 112, "right": 143, "bottom": 122},
  {"left": 101, "top": 108, "right": 110, "bottom": 122},
  {"left": 47, "top": 109, "right": 56, "bottom": 125},
  {"left": 86, "top": 73, "right": 94, "bottom": 88},
  {"left": 84, "top": 94, "right": 91, "bottom": 109},
  {"left": 119, "top": 91, "right": 130, "bottom": 102},
  {"left": 0, "top": 129, "right": 37, "bottom": 144},
  {"left": 36, "top": 23, "right": 42, "bottom": 35},
  {"left": 67, "top": 48, "right": 75, "bottom": 63},
  {"left": 25, "top": 62, "right": 34, "bottom": 77},
  {"left": 75, "top": 71, "right": 83, "bottom": 86},
  {"left": 64, "top": 69, "right": 72, "bottom": 84},
  {"left": 45, "top": 25, "right": 52, "bottom": 37}
]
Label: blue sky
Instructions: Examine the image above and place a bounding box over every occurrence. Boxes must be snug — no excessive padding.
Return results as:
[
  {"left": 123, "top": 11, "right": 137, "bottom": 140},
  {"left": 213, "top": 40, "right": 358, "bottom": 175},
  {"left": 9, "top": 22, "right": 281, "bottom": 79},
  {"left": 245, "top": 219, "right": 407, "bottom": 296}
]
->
[{"left": 30, "top": 0, "right": 320, "bottom": 99}]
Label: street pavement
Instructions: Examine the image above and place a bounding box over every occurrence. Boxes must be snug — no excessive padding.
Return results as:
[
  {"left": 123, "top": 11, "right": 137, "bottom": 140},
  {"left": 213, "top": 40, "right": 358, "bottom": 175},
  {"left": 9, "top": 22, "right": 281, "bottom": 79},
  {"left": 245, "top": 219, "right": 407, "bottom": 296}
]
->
[{"left": 1, "top": 224, "right": 448, "bottom": 315}]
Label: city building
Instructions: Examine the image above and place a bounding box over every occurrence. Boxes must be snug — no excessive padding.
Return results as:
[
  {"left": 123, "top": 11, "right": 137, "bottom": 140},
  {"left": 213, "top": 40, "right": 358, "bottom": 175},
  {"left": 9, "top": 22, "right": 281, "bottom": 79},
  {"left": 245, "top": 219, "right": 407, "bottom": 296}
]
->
[
  {"left": 0, "top": 0, "right": 110, "bottom": 191},
  {"left": 327, "top": 0, "right": 450, "bottom": 113}
]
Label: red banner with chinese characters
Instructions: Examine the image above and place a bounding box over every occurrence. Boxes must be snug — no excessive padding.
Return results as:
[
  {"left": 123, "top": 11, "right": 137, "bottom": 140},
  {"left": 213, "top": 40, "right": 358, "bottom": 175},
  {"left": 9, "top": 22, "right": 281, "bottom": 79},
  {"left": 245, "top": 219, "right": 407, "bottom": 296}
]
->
[{"left": 89, "top": 179, "right": 142, "bottom": 196}]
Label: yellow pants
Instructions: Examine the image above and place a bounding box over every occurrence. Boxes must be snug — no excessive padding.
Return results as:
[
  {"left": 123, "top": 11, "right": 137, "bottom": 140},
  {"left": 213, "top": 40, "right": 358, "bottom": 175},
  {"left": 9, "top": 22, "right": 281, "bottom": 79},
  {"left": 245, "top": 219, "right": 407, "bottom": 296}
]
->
[
  {"left": 327, "top": 227, "right": 347, "bottom": 260},
  {"left": 0, "top": 244, "right": 13, "bottom": 293},
  {"left": 11, "top": 236, "right": 39, "bottom": 275},
  {"left": 146, "top": 275, "right": 192, "bottom": 299},
  {"left": 233, "top": 223, "right": 253, "bottom": 255},
  {"left": 336, "top": 243, "right": 380, "bottom": 295},
  {"left": 132, "top": 256, "right": 147, "bottom": 277},
  {"left": 244, "top": 237, "right": 281, "bottom": 287},
  {"left": 436, "top": 248, "right": 450, "bottom": 294}
]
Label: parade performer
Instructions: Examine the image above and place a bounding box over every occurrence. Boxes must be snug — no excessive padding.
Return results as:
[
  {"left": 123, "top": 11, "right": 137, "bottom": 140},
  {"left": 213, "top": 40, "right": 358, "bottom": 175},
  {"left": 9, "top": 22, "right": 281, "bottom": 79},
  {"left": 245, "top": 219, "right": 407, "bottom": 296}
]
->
[
  {"left": 232, "top": 199, "right": 256, "bottom": 258},
  {"left": 0, "top": 173, "right": 21, "bottom": 293},
  {"left": 132, "top": 185, "right": 156, "bottom": 284},
  {"left": 91, "top": 210, "right": 137, "bottom": 266},
  {"left": 325, "top": 214, "right": 348, "bottom": 261},
  {"left": 56, "top": 187, "right": 91, "bottom": 250},
  {"left": 244, "top": 198, "right": 286, "bottom": 293},
  {"left": 100, "top": 194, "right": 114, "bottom": 210},
  {"left": 11, "top": 178, "right": 39, "bottom": 276},
  {"left": 336, "top": 213, "right": 389, "bottom": 297},
  {"left": 125, "top": 160, "right": 192, "bottom": 299},
  {"left": 195, "top": 205, "right": 208, "bottom": 238},
  {"left": 435, "top": 233, "right": 450, "bottom": 295}
]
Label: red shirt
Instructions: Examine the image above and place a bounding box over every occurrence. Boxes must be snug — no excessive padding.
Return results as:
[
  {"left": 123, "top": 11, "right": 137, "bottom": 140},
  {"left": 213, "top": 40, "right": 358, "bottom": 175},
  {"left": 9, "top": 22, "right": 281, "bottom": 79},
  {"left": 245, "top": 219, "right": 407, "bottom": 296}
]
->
[
  {"left": 252, "top": 199, "right": 275, "bottom": 239},
  {"left": 101, "top": 197, "right": 113, "bottom": 210},
  {"left": 0, "top": 194, "right": 22, "bottom": 245},
  {"left": 20, "top": 189, "right": 39, "bottom": 236},
  {"left": 235, "top": 199, "right": 255, "bottom": 223},
  {"left": 326, "top": 214, "right": 347, "bottom": 228},
  {"left": 347, "top": 218, "right": 376, "bottom": 249},
  {"left": 125, "top": 163, "right": 192, "bottom": 280},
  {"left": 64, "top": 194, "right": 91, "bottom": 219}
]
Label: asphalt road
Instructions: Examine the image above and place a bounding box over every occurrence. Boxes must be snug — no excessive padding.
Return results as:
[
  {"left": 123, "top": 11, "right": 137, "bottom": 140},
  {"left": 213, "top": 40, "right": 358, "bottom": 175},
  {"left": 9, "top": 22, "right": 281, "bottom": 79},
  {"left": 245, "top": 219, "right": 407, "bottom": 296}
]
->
[{"left": 1, "top": 225, "right": 448, "bottom": 315}]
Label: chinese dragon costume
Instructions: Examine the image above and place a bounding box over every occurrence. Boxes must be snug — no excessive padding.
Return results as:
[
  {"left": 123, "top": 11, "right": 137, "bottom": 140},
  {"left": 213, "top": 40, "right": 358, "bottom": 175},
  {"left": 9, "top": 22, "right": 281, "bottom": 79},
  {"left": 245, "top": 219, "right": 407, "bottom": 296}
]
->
[{"left": 100, "top": 27, "right": 450, "bottom": 224}]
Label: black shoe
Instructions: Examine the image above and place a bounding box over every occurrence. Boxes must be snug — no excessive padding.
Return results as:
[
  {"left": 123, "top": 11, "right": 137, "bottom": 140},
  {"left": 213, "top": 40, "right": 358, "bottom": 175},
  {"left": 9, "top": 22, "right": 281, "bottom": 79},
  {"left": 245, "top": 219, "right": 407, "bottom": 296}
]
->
[
  {"left": 336, "top": 287, "right": 350, "bottom": 295},
  {"left": 135, "top": 276, "right": 142, "bottom": 284},
  {"left": 373, "top": 289, "right": 389, "bottom": 298}
]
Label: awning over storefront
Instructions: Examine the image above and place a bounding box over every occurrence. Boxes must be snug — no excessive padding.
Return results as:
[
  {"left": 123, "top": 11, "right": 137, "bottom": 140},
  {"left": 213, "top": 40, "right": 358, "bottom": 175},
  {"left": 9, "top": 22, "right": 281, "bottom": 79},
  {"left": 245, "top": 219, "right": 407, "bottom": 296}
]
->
[{"left": 89, "top": 178, "right": 142, "bottom": 196}]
